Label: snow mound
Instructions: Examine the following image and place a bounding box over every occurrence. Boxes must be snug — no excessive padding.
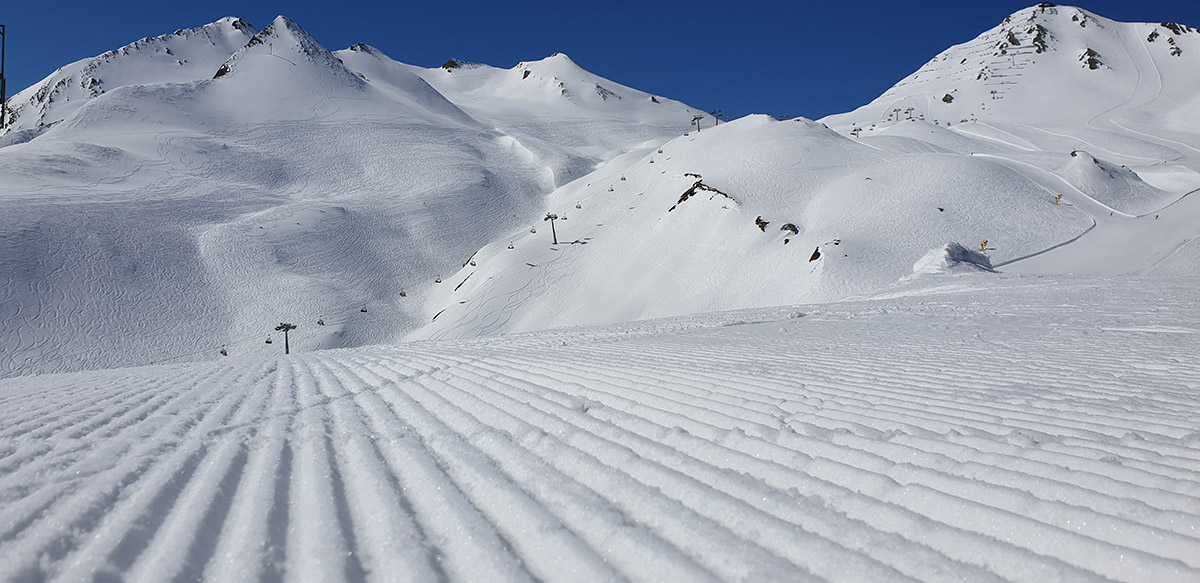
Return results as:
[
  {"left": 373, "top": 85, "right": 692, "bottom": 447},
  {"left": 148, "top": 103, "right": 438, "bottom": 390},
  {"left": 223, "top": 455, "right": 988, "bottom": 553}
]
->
[{"left": 911, "top": 242, "right": 996, "bottom": 276}]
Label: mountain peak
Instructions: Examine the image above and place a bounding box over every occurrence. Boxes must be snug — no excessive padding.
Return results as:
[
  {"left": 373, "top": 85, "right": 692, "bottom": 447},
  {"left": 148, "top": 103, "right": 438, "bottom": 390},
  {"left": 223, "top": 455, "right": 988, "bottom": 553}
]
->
[
  {"left": 823, "top": 4, "right": 1200, "bottom": 133},
  {"left": 1, "top": 17, "right": 256, "bottom": 133},
  {"left": 212, "top": 15, "right": 365, "bottom": 89},
  {"left": 516, "top": 52, "right": 583, "bottom": 73}
]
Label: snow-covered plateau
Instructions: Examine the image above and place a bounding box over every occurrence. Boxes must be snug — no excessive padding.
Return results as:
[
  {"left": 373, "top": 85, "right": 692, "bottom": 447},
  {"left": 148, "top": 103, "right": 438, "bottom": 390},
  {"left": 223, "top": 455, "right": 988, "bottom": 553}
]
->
[{"left": 1, "top": 3, "right": 1198, "bottom": 581}]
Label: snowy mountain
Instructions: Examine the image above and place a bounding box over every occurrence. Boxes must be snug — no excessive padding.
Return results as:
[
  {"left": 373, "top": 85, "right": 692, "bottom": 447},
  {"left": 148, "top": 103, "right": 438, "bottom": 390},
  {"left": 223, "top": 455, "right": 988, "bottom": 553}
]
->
[
  {"left": 823, "top": 3, "right": 1200, "bottom": 211},
  {"left": 2, "top": 5, "right": 1198, "bottom": 373},
  {"left": 412, "top": 3, "right": 1200, "bottom": 340},
  {"left": 3, "top": 5, "right": 1200, "bottom": 582},
  {"left": 825, "top": 5, "right": 1200, "bottom": 137},
  {"left": 0, "top": 17, "right": 256, "bottom": 137},
  {"left": 0, "top": 17, "right": 700, "bottom": 377}
]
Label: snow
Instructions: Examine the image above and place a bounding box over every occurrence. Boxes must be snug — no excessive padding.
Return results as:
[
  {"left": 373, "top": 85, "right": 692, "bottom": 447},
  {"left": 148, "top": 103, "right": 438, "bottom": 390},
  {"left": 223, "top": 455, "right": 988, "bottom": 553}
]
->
[
  {"left": 909, "top": 242, "right": 994, "bottom": 276},
  {"left": 2, "top": 5, "right": 1200, "bottom": 581},
  {"left": 0, "top": 17, "right": 696, "bottom": 376},
  {"left": 2, "top": 275, "right": 1198, "bottom": 582}
]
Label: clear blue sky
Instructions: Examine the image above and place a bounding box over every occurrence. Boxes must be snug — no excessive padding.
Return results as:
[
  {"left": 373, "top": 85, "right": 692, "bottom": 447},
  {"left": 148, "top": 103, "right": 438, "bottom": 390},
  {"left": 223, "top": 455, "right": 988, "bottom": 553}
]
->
[{"left": 3, "top": 1, "right": 1198, "bottom": 120}]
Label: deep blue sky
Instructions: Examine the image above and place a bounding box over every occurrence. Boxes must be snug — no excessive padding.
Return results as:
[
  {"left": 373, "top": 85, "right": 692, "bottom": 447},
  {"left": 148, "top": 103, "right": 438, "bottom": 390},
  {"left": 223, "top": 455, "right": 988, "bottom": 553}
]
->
[{"left": 3, "top": 1, "right": 1198, "bottom": 120}]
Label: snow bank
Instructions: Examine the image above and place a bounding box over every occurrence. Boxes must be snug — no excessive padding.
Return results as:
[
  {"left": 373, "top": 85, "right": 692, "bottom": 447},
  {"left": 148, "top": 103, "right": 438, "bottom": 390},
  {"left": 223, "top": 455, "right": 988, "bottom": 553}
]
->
[{"left": 911, "top": 242, "right": 996, "bottom": 276}]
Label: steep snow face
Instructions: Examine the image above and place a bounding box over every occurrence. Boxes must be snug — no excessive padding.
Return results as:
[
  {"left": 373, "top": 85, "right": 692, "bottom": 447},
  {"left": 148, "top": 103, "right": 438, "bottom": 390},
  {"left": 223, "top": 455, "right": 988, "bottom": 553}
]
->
[
  {"left": 0, "top": 17, "right": 256, "bottom": 133},
  {"left": 333, "top": 44, "right": 478, "bottom": 125}
]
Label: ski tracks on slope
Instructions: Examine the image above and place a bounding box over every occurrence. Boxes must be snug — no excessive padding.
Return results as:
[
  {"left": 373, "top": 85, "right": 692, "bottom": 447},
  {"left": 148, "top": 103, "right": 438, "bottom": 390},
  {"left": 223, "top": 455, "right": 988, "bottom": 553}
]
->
[{"left": 1, "top": 288, "right": 1199, "bottom": 582}]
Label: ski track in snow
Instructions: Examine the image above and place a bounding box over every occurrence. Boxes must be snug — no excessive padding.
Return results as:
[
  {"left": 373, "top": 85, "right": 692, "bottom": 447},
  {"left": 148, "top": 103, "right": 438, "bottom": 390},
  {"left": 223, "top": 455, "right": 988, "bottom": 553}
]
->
[{"left": 1, "top": 280, "right": 1198, "bottom": 582}]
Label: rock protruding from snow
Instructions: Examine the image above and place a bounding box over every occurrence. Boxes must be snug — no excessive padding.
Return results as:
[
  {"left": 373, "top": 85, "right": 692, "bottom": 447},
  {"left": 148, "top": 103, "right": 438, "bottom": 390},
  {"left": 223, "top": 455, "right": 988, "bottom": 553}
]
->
[{"left": 911, "top": 243, "right": 996, "bottom": 276}]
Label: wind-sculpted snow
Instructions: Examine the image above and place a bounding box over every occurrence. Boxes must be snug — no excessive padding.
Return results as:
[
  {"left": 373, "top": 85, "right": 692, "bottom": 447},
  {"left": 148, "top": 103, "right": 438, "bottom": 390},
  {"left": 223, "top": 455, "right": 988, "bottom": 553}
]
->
[{"left": 1, "top": 276, "right": 1198, "bottom": 582}]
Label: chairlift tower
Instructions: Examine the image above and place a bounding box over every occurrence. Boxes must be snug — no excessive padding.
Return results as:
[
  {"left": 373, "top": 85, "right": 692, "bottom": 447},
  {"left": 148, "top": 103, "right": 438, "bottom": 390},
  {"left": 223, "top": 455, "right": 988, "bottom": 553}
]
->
[
  {"left": 1, "top": 25, "right": 8, "bottom": 130},
  {"left": 544, "top": 213, "right": 559, "bottom": 245},
  {"left": 275, "top": 322, "right": 297, "bottom": 354}
]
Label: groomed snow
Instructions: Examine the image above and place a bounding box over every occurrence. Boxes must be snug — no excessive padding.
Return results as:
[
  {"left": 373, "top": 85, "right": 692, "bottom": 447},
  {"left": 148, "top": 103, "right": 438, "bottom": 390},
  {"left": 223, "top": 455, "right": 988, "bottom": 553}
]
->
[{"left": 1, "top": 275, "right": 1197, "bottom": 582}]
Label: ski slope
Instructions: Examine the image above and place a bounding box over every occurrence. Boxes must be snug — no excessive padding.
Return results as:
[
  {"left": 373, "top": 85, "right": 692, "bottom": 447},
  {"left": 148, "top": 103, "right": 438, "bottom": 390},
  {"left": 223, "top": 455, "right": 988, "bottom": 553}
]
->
[
  {"left": 0, "top": 17, "right": 700, "bottom": 377},
  {"left": 3, "top": 5, "right": 1200, "bottom": 581},
  {"left": 1, "top": 274, "right": 1197, "bottom": 582},
  {"left": 410, "top": 5, "right": 1200, "bottom": 341}
]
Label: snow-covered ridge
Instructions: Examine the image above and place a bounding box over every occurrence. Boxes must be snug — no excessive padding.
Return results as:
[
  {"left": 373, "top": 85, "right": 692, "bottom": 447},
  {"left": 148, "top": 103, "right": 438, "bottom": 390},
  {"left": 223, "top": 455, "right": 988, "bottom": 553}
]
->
[
  {"left": 1, "top": 17, "right": 256, "bottom": 132},
  {"left": 824, "top": 3, "right": 1200, "bottom": 132},
  {"left": 213, "top": 15, "right": 366, "bottom": 90},
  {"left": 410, "top": 51, "right": 709, "bottom": 124}
]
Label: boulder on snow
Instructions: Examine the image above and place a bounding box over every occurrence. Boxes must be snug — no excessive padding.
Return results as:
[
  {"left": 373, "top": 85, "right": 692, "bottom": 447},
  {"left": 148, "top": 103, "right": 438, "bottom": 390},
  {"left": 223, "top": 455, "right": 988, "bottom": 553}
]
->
[{"left": 911, "top": 243, "right": 995, "bottom": 276}]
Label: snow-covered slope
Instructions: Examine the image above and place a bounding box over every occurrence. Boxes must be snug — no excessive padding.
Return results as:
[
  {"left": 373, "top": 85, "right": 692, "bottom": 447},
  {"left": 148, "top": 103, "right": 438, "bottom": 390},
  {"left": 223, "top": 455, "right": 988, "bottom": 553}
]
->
[
  {"left": 414, "top": 115, "right": 1095, "bottom": 339},
  {"left": 412, "top": 4, "right": 1200, "bottom": 340},
  {"left": 824, "top": 5, "right": 1200, "bottom": 136},
  {"left": 823, "top": 4, "right": 1200, "bottom": 209},
  {"left": 3, "top": 275, "right": 1198, "bottom": 582},
  {"left": 399, "top": 52, "right": 714, "bottom": 187},
  {"left": 409, "top": 52, "right": 702, "bottom": 123},
  {"left": 0, "top": 17, "right": 698, "bottom": 377},
  {"left": 0, "top": 17, "right": 256, "bottom": 135},
  {"left": 3, "top": 4, "right": 1200, "bottom": 377},
  {"left": 3, "top": 6, "right": 1200, "bottom": 581}
]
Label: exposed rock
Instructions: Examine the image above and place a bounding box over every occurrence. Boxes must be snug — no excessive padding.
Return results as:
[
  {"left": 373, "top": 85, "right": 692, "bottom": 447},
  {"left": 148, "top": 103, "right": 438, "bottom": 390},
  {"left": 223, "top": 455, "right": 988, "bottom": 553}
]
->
[
  {"left": 1161, "top": 22, "right": 1194, "bottom": 35},
  {"left": 667, "top": 180, "right": 734, "bottom": 212}
]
